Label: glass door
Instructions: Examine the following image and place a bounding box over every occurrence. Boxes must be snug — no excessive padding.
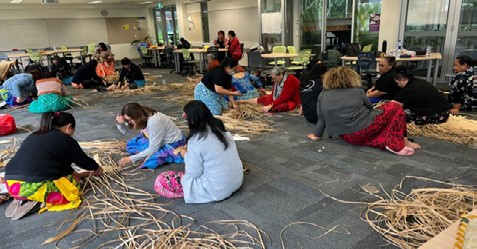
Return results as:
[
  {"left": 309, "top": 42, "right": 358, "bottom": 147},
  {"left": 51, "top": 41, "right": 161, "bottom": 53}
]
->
[
  {"left": 154, "top": 5, "right": 180, "bottom": 46},
  {"left": 260, "top": 0, "right": 283, "bottom": 51},
  {"left": 403, "top": 0, "right": 451, "bottom": 81},
  {"left": 353, "top": 0, "right": 382, "bottom": 52},
  {"left": 299, "top": 0, "right": 324, "bottom": 53}
]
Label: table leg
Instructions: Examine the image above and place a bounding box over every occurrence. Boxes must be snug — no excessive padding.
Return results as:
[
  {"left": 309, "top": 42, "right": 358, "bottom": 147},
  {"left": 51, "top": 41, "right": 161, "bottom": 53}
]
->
[
  {"left": 153, "top": 50, "right": 158, "bottom": 68},
  {"left": 342, "top": 60, "right": 345, "bottom": 66},
  {"left": 274, "top": 58, "right": 278, "bottom": 67},
  {"left": 158, "top": 50, "right": 162, "bottom": 68},
  {"left": 433, "top": 59, "right": 440, "bottom": 86},
  {"left": 174, "top": 53, "right": 180, "bottom": 73},
  {"left": 426, "top": 60, "right": 432, "bottom": 83},
  {"left": 199, "top": 52, "right": 204, "bottom": 73}
]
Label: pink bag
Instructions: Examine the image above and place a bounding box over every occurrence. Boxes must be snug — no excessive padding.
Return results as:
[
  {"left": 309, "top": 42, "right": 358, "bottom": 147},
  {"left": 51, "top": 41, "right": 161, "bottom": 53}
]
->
[{"left": 0, "top": 114, "right": 16, "bottom": 136}]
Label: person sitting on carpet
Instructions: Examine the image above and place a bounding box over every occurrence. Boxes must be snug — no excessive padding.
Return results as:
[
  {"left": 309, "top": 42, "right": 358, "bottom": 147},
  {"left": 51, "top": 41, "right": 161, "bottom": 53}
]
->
[
  {"left": 71, "top": 60, "right": 106, "bottom": 89},
  {"left": 392, "top": 66, "right": 450, "bottom": 125},
  {"left": 28, "top": 71, "right": 73, "bottom": 113},
  {"left": 307, "top": 66, "right": 419, "bottom": 156},
  {"left": 448, "top": 55, "right": 476, "bottom": 114},
  {"left": 116, "top": 103, "right": 186, "bottom": 169},
  {"left": 4, "top": 112, "right": 103, "bottom": 220},
  {"left": 0, "top": 69, "right": 43, "bottom": 107},
  {"left": 300, "top": 63, "right": 327, "bottom": 123},
  {"left": 96, "top": 53, "right": 118, "bottom": 85},
  {"left": 366, "top": 56, "right": 400, "bottom": 103},
  {"left": 154, "top": 100, "right": 243, "bottom": 203},
  {"left": 108, "top": 57, "right": 145, "bottom": 90},
  {"left": 51, "top": 56, "right": 73, "bottom": 82},
  {"left": 194, "top": 57, "right": 241, "bottom": 115},
  {"left": 222, "top": 57, "right": 264, "bottom": 101},
  {"left": 240, "top": 67, "right": 301, "bottom": 113},
  {"left": 93, "top": 42, "right": 112, "bottom": 62}
]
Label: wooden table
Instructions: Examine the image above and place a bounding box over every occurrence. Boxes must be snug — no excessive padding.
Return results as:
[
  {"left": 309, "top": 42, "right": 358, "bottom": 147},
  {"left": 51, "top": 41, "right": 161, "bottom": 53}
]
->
[
  {"left": 41, "top": 49, "right": 83, "bottom": 70},
  {"left": 341, "top": 53, "right": 443, "bottom": 85},
  {"left": 173, "top": 48, "right": 228, "bottom": 74},
  {"left": 148, "top": 46, "right": 166, "bottom": 68},
  {"left": 420, "top": 209, "right": 477, "bottom": 249},
  {"left": 261, "top": 53, "right": 299, "bottom": 66},
  {"left": 3, "top": 52, "right": 30, "bottom": 72}
]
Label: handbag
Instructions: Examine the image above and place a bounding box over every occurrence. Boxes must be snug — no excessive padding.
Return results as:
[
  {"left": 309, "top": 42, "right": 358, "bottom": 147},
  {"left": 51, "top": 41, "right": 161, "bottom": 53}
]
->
[{"left": 0, "top": 114, "right": 16, "bottom": 136}]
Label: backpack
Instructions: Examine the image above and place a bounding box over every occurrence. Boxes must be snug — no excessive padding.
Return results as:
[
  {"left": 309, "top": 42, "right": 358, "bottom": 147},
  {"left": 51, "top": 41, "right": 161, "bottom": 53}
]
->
[
  {"left": 0, "top": 114, "right": 16, "bottom": 136},
  {"left": 345, "top": 43, "right": 361, "bottom": 57}
]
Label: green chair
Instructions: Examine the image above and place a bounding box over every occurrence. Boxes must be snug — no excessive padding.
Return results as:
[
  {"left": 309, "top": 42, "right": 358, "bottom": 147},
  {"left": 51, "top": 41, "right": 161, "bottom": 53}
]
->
[
  {"left": 61, "top": 46, "right": 74, "bottom": 66},
  {"left": 287, "top": 51, "right": 311, "bottom": 71},
  {"left": 139, "top": 46, "right": 153, "bottom": 68},
  {"left": 74, "top": 46, "right": 88, "bottom": 65},
  {"left": 268, "top": 46, "right": 287, "bottom": 65},
  {"left": 27, "top": 49, "right": 42, "bottom": 66},
  {"left": 291, "top": 50, "right": 311, "bottom": 65},
  {"left": 287, "top": 46, "right": 297, "bottom": 54},
  {"left": 181, "top": 48, "right": 197, "bottom": 76}
]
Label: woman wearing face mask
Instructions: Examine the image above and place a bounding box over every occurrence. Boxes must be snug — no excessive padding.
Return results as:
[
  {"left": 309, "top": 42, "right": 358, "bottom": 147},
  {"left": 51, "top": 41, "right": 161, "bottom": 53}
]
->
[
  {"left": 194, "top": 57, "right": 242, "bottom": 115},
  {"left": 4, "top": 112, "right": 103, "bottom": 220}
]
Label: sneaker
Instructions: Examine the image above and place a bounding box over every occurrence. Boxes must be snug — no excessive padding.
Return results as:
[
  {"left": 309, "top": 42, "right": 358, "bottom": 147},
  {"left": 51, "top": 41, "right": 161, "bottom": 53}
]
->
[
  {"left": 11, "top": 200, "right": 40, "bottom": 220},
  {"left": 0, "top": 101, "right": 7, "bottom": 109},
  {"left": 4, "top": 199, "right": 20, "bottom": 218}
]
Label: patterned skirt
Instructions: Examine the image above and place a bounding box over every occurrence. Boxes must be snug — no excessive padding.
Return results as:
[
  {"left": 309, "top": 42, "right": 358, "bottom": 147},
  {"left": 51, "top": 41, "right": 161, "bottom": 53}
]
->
[
  {"left": 28, "top": 94, "right": 74, "bottom": 113},
  {"left": 341, "top": 102, "right": 406, "bottom": 152},
  {"left": 194, "top": 82, "right": 227, "bottom": 115},
  {"left": 127, "top": 134, "right": 186, "bottom": 169},
  {"left": 154, "top": 171, "right": 184, "bottom": 198},
  {"left": 6, "top": 175, "right": 82, "bottom": 213}
]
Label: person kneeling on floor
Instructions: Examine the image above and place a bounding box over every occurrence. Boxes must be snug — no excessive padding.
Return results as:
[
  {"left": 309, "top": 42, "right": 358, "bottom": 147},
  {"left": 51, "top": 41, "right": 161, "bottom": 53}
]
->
[
  {"left": 4, "top": 112, "right": 103, "bottom": 220},
  {"left": 108, "top": 57, "right": 146, "bottom": 90}
]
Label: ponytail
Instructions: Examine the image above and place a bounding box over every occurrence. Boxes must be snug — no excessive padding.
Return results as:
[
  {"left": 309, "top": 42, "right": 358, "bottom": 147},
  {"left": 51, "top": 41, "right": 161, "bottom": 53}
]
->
[{"left": 33, "top": 112, "right": 76, "bottom": 135}]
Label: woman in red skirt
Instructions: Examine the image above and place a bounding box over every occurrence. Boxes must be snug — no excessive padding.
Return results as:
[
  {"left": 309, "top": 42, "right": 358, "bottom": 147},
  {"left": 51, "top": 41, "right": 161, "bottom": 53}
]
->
[{"left": 307, "top": 66, "right": 420, "bottom": 155}]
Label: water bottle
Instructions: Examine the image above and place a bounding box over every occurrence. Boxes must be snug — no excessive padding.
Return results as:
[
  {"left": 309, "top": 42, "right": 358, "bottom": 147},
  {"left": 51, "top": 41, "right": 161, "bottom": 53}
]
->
[
  {"left": 426, "top": 45, "right": 432, "bottom": 57},
  {"left": 397, "top": 40, "right": 402, "bottom": 57}
]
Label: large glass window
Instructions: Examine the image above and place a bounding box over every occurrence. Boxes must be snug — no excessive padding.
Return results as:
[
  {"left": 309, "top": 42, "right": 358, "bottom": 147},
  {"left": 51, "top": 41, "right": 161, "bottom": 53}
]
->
[
  {"left": 201, "top": 2, "right": 210, "bottom": 43},
  {"left": 455, "top": 0, "right": 477, "bottom": 53},
  {"left": 261, "top": 0, "right": 282, "bottom": 50},
  {"left": 328, "top": 0, "right": 353, "bottom": 18},
  {"left": 300, "top": 0, "right": 323, "bottom": 52},
  {"left": 354, "top": 0, "right": 381, "bottom": 51},
  {"left": 154, "top": 5, "right": 179, "bottom": 46},
  {"left": 154, "top": 10, "right": 165, "bottom": 45}
]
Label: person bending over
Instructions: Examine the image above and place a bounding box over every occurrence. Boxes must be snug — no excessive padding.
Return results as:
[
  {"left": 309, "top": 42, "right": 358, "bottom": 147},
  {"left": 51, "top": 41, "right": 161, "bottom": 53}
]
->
[
  {"left": 28, "top": 71, "right": 73, "bottom": 113},
  {"left": 448, "top": 55, "right": 476, "bottom": 114},
  {"left": 194, "top": 57, "right": 241, "bottom": 115},
  {"left": 223, "top": 57, "right": 264, "bottom": 101},
  {"left": 1, "top": 69, "right": 42, "bottom": 107},
  {"left": 116, "top": 103, "right": 186, "bottom": 169},
  {"left": 308, "top": 66, "right": 419, "bottom": 156},
  {"left": 108, "top": 57, "right": 145, "bottom": 90},
  {"left": 366, "top": 56, "right": 400, "bottom": 103},
  {"left": 71, "top": 60, "right": 106, "bottom": 89},
  {"left": 4, "top": 112, "right": 103, "bottom": 220},
  {"left": 154, "top": 100, "right": 243, "bottom": 203},
  {"left": 392, "top": 66, "right": 450, "bottom": 125}
]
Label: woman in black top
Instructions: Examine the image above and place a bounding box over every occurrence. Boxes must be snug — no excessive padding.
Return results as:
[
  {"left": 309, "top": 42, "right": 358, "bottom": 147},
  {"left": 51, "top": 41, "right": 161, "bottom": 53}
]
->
[
  {"left": 193, "top": 57, "right": 241, "bottom": 115},
  {"left": 366, "top": 56, "right": 401, "bottom": 103},
  {"left": 393, "top": 66, "right": 450, "bottom": 125},
  {"left": 71, "top": 60, "right": 106, "bottom": 89},
  {"left": 4, "top": 112, "right": 103, "bottom": 220},
  {"left": 213, "top": 30, "right": 228, "bottom": 62},
  {"left": 299, "top": 63, "right": 327, "bottom": 123}
]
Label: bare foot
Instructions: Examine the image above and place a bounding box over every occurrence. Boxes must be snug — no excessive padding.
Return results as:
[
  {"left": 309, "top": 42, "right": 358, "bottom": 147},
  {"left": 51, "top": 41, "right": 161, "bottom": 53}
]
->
[
  {"left": 307, "top": 134, "right": 320, "bottom": 141},
  {"left": 386, "top": 146, "right": 415, "bottom": 156},
  {"left": 404, "top": 138, "right": 421, "bottom": 150}
]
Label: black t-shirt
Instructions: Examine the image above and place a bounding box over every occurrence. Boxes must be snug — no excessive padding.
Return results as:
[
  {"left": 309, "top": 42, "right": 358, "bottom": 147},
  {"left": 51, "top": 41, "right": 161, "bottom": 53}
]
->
[
  {"left": 374, "top": 68, "right": 401, "bottom": 99},
  {"left": 201, "top": 66, "right": 232, "bottom": 93},
  {"left": 394, "top": 78, "right": 449, "bottom": 116},
  {"left": 300, "top": 77, "right": 323, "bottom": 123},
  {"left": 5, "top": 129, "right": 99, "bottom": 182}
]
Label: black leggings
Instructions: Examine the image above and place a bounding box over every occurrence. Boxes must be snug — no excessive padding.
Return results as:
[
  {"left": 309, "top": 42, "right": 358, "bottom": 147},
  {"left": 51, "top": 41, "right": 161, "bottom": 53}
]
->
[{"left": 81, "top": 80, "right": 104, "bottom": 89}]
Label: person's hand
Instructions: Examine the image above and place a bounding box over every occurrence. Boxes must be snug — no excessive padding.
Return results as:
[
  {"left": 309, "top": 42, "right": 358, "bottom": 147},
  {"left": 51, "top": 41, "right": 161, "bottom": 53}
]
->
[
  {"left": 232, "top": 103, "right": 239, "bottom": 110},
  {"left": 180, "top": 147, "right": 187, "bottom": 157},
  {"left": 118, "top": 157, "right": 131, "bottom": 167},
  {"left": 94, "top": 166, "right": 104, "bottom": 176},
  {"left": 15, "top": 97, "right": 23, "bottom": 104},
  {"left": 450, "top": 108, "right": 459, "bottom": 115},
  {"left": 307, "top": 134, "right": 320, "bottom": 141},
  {"left": 233, "top": 91, "right": 242, "bottom": 96},
  {"left": 262, "top": 105, "right": 272, "bottom": 113},
  {"left": 116, "top": 114, "right": 126, "bottom": 124},
  {"left": 366, "top": 88, "right": 373, "bottom": 94}
]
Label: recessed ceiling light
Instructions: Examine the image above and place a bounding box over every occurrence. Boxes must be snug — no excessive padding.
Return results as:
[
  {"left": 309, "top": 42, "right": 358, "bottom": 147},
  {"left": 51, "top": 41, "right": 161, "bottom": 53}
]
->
[
  {"left": 138, "top": 1, "right": 153, "bottom": 4},
  {"left": 89, "top": 0, "right": 103, "bottom": 3},
  {"left": 10, "top": 0, "right": 22, "bottom": 3}
]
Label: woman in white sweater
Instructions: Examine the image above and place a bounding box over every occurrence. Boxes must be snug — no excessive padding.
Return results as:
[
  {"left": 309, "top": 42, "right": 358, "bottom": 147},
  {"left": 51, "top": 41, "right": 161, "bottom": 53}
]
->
[
  {"left": 155, "top": 100, "right": 243, "bottom": 203},
  {"left": 116, "top": 103, "right": 185, "bottom": 169}
]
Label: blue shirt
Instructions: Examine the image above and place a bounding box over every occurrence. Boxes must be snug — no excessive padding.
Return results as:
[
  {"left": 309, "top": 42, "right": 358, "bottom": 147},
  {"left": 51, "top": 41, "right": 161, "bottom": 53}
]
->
[
  {"left": 3, "top": 73, "right": 36, "bottom": 99},
  {"left": 231, "top": 72, "right": 263, "bottom": 93}
]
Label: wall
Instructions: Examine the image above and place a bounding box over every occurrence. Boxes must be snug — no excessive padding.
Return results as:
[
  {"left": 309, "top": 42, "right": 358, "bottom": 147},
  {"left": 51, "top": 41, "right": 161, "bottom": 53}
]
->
[{"left": 184, "top": 3, "right": 204, "bottom": 45}]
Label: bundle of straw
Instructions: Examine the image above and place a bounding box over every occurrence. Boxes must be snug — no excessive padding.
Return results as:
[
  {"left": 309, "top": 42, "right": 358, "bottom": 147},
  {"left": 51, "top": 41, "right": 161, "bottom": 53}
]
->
[
  {"left": 0, "top": 138, "right": 20, "bottom": 167},
  {"left": 44, "top": 150, "right": 266, "bottom": 248},
  {"left": 407, "top": 115, "right": 477, "bottom": 147}
]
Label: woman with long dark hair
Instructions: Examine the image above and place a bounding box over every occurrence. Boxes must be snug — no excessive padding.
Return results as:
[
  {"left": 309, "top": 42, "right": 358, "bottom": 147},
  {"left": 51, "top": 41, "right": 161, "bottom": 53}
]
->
[
  {"left": 213, "top": 30, "right": 228, "bottom": 61},
  {"left": 155, "top": 100, "right": 243, "bottom": 203},
  {"left": 4, "top": 112, "right": 102, "bottom": 220},
  {"left": 116, "top": 103, "right": 186, "bottom": 169},
  {"left": 300, "top": 63, "right": 327, "bottom": 123}
]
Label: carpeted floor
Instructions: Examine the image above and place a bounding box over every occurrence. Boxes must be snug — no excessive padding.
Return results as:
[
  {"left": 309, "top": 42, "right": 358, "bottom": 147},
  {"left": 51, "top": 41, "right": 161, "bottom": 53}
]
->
[{"left": 0, "top": 68, "right": 475, "bottom": 249}]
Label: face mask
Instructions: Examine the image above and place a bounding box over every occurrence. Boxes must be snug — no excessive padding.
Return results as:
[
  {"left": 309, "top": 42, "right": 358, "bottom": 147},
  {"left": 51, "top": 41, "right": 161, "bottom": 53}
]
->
[{"left": 228, "top": 71, "right": 234, "bottom": 76}]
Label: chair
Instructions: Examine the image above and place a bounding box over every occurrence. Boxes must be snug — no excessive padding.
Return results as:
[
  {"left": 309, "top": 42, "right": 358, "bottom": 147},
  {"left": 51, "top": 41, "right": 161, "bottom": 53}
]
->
[
  {"left": 318, "top": 49, "right": 342, "bottom": 68},
  {"left": 74, "top": 46, "right": 89, "bottom": 66},
  {"left": 87, "top": 43, "right": 96, "bottom": 61},
  {"left": 287, "top": 51, "right": 311, "bottom": 72},
  {"left": 61, "top": 46, "right": 74, "bottom": 66},
  {"left": 287, "top": 46, "right": 297, "bottom": 54},
  {"left": 27, "top": 49, "right": 42, "bottom": 66},
  {"left": 357, "top": 52, "right": 378, "bottom": 90},
  {"left": 139, "top": 46, "right": 153, "bottom": 68},
  {"left": 268, "top": 46, "right": 287, "bottom": 65},
  {"left": 240, "top": 43, "right": 245, "bottom": 58},
  {"left": 207, "top": 46, "right": 218, "bottom": 58},
  {"left": 181, "top": 49, "right": 197, "bottom": 76},
  {"left": 0, "top": 53, "right": 8, "bottom": 61}
]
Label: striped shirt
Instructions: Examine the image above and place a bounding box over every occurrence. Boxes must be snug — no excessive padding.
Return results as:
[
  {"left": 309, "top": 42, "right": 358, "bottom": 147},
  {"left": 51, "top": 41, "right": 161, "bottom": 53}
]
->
[{"left": 36, "top": 77, "right": 67, "bottom": 96}]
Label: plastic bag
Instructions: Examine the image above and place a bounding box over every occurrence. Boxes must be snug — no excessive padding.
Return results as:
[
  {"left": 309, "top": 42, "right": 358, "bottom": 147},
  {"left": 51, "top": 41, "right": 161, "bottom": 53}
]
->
[{"left": 0, "top": 114, "right": 16, "bottom": 136}]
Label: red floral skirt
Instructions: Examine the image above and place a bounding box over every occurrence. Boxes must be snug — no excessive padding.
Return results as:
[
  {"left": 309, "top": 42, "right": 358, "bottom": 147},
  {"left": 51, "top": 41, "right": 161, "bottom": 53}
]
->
[{"left": 341, "top": 102, "right": 406, "bottom": 152}]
